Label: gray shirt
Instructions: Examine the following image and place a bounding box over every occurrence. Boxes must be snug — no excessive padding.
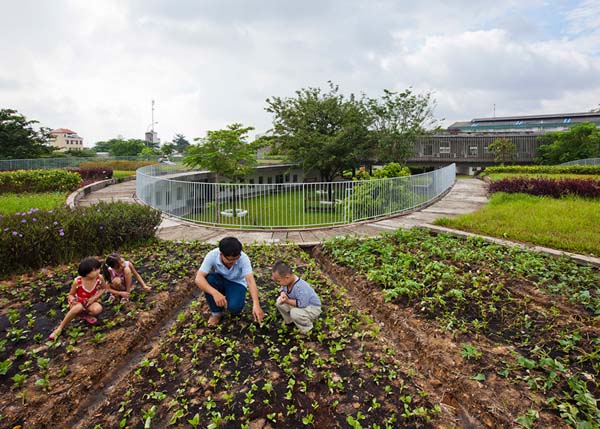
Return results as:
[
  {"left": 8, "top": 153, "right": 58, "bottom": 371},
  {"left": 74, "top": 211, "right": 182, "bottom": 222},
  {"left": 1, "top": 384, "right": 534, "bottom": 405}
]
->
[{"left": 280, "top": 277, "right": 321, "bottom": 308}]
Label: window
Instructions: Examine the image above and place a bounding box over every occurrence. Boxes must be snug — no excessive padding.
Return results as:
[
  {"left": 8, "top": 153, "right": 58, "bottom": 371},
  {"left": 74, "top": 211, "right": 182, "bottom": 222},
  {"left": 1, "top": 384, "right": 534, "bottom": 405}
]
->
[
  {"left": 267, "top": 177, "right": 272, "bottom": 184},
  {"left": 293, "top": 174, "right": 298, "bottom": 183},
  {"left": 285, "top": 174, "right": 290, "bottom": 182},
  {"left": 564, "top": 118, "right": 571, "bottom": 123},
  {"left": 515, "top": 120, "right": 523, "bottom": 125},
  {"left": 469, "top": 146, "right": 478, "bottom": 156},
  {"left": 258, "top": 176, "right": 263, "bottom": 184},
  {"left": 439, "top": 143, "right": 450, "bottom": 154},
  {"left": 424, "top": 144, "right": 433, "bottom": 156},
  {"left": 249, "top": 178, "right": 254, "bottom": 184}
]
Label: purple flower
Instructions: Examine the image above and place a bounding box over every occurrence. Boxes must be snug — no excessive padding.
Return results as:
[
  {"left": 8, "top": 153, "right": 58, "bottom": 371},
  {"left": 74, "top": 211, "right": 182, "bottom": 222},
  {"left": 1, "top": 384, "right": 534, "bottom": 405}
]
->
[
  {"left": 53, "top": 221, "right": 58, "bottom": 226},
  {"left": 12, "top": 231, "right": 18, "bottom": 236},
  {"left": 21, "top": 219, "right": 26, "bottom": 223},
  {"left": 99, "top": 226, "right": 104, "bottom": 230},
  {"left": 59, "top": 229, "right": 65, "bottom": 237},
  {"left": 32, "top": 218, "right": 37, "bottom": 222},
  {"left": 19, "top": 234, "right": 23, "bottom": 238}
]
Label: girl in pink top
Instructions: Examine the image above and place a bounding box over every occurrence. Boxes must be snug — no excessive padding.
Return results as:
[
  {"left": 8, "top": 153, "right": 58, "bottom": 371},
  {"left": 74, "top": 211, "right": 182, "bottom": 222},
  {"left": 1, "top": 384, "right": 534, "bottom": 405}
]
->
[
  {"left": 49, "top": 257, "right": 106, "bottom": 340},
  {"left": 103, "top": 253, "right": 150, "bottom": 302}
]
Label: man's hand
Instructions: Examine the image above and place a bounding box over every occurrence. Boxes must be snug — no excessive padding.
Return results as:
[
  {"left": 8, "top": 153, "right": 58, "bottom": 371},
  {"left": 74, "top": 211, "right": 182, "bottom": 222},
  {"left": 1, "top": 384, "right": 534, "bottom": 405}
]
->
[
  {"left": 213, "top": 291, "right": 227, "bottom": 308},
  {"left": 253, "top": 303, "right": 264, "bottom": 324}
]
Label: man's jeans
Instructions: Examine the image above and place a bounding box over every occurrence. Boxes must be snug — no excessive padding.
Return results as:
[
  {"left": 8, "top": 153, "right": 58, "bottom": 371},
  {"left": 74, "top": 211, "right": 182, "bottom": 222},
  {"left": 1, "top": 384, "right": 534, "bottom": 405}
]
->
[{"left": 204, "top": 273, "right": 247, "bottom": 315}]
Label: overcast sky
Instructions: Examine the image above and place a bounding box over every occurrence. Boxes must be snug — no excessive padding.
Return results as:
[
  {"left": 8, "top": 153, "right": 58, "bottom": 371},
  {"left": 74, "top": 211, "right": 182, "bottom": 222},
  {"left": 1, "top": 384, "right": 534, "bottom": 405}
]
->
[{"left": 1, "top": 0, "right": 599, "bottom": 147}]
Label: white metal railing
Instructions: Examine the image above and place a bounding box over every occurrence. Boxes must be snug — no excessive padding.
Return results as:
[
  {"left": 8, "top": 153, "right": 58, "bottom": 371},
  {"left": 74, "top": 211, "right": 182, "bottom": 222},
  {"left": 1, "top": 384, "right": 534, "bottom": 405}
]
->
[
  {"left": 136, "top": 164, "right": 456, "bottom": 229},
  {"left": 560, "top": 158, "right": 600, "bottom": 166}
]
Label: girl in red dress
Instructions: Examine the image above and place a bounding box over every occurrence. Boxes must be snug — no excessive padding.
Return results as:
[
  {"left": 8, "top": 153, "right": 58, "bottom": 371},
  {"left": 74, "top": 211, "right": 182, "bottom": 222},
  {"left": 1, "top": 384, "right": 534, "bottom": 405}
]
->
[{"left": 49, "top": 257, "right": 107, "bottom": 340}]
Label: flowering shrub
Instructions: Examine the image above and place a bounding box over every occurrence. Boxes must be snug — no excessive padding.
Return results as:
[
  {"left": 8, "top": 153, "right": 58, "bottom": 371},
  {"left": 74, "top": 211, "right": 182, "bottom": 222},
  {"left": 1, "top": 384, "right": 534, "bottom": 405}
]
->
[
  {"left": 79, "top": 160, "right": 155, "bottom": 171},
  {"left": 483, "top": 165, "right": 600, "bottom": 175},
  {"left": 67, "top": 167, "right": 113, "bottom": 181},
  {"left": 489, "top": 177, "right": 600, "bottom": 198},
  {"left": 0, "top": 170, "right": 82, "bottom": 194},
  {"left": 0, "top": 202, "right": 162, "bottom": 276}
]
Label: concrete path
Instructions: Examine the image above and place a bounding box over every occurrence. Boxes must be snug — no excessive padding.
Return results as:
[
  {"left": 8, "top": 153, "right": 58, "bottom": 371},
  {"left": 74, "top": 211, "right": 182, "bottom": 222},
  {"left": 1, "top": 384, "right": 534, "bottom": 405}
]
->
[{"left": 77, "top": 178, "right": 489, "bottom": 245}]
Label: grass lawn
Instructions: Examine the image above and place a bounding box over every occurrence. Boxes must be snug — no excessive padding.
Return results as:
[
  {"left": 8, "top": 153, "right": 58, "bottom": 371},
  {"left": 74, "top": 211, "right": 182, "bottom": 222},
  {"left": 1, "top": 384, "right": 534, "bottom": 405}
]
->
[
  {"left": 113, "top": 170, "right": 135, "bottom": 179},
  {"left": 188, "top": 189, "right": 349, "bottom": 227},
  {"left": 435, "top": 192, "right": 600, "bottom": 256},
  {"left": 0, "top": 192, "right": 67, "bottom": 214}
]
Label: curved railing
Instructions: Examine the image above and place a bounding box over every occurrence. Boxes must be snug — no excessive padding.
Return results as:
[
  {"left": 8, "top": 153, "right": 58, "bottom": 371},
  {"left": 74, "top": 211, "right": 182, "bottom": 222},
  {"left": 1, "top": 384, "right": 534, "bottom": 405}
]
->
[
  {"left": 560, "top": 158, "right": 600, "bottom": 166},
  {"left": 136, "top": 163, "right": 456, "bottom": 229}
]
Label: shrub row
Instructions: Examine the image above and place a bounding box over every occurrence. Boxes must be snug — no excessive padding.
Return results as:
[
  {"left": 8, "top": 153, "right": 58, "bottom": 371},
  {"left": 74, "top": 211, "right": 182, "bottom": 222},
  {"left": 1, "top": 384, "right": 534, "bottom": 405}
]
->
[
  {"left": 483, "top": 165, "right": 600, "bottom": 175},
  {"left": 79, "top": 160, "right": 155, "bottom": 171},
  {"left": 67, "top": 167, "right": 113, "bottom": 180},
  {"left": 0, "top": 170, "right": 82, "bottom": 194},
  {"left": 0, "top": 202, "right": 162, "bottom": 276},
  {"left": 489, "top": 177, "right": 600, "bottom": 198}
]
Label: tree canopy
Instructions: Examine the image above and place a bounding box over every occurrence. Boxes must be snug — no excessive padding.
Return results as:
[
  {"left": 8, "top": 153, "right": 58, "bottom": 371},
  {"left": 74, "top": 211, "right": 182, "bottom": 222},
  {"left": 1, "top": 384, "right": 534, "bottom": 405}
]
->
[
  {"left": 489, "top": 137, "right": 517, "bottom": 164},
  {"left": 0, "top": 109, "right": 53, "bottom": 159},
  {"left": 265, "top": 83, "right": 438, "bottom": 181},
  {"left": 265, "top": 83, "right": 372, "bottom": 182},
  {"left": 536, "top": 122, "right": 600, "bottom": 164},
  {"left": 172, "top": 134, "right": 191, "bottom": 153},
  {"left": 366, "top": 88, "right": 439, "bottom": 163},
  {"left": 92, "top": 138, "right": 147, "bottom": 156},
  {"left": 183, "top": 123, "right": 258, "bottom": 182}
]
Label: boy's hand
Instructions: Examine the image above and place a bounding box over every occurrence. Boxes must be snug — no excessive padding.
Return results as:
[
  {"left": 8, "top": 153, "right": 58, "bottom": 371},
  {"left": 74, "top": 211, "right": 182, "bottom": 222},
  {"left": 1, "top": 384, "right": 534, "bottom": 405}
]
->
[{"left": 277, "top": 292, "right": 288, "bottom": 305}]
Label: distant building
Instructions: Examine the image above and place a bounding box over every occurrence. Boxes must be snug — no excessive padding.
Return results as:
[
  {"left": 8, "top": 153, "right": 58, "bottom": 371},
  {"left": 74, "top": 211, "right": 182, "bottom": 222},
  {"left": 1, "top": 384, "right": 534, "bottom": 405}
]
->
[
  {"left": 145, "top": 131, "right": 160, "bottom": 146},
  {"left": 50, "top": 128, "right": 84, "bottom": 151},
  {"left": 447, "top": 111, "right": 600, "bottom": 133},
  {"left": 408, "top": 111, "right": 600, "bottom": 174}
]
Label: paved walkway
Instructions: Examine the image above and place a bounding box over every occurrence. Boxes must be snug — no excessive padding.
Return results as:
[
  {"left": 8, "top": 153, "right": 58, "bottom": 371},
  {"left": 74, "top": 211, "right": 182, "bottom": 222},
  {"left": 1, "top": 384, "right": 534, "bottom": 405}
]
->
[{"left": 77, "top": 178, "right": 489, "bottom": 245}]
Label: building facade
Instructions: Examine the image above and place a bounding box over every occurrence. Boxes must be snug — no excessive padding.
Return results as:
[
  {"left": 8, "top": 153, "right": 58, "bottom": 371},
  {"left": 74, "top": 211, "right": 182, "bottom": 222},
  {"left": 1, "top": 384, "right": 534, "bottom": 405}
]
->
[
  {"left": 407, "top": 111, "right": 600, "bottom": 174},
  {"left": 50, "top": 128, "right": 84, "bottom": 151}
]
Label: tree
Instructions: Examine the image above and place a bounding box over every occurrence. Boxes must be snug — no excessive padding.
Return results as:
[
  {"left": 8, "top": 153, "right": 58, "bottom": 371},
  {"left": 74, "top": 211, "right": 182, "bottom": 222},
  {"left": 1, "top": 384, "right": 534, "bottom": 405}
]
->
[
  {"left": 161, "top": 143, "right": 175, "bottom": 157},
  {"left": 536, "top": 123, "right": 600, "bottom": 164},
  {"left": 94, "top": 138, "right": 147, "bottom": 156},
  {"left": 172, "top": 134, "right": 191, "bottom": 153},
  {"left": 184, "top": 123, "right": 259, "bottom": 219},
  {"left": 266, "top": 82, "right": 371, "bottom": 184},
  {"left": 488, "top": 137, "right": 517, "bottom": 164},
  {"left": 0, "top": 108, "right": 53, "bottom": 159},
  {"left": 365, "top": 89, "right": 439, "bottom": 163}
]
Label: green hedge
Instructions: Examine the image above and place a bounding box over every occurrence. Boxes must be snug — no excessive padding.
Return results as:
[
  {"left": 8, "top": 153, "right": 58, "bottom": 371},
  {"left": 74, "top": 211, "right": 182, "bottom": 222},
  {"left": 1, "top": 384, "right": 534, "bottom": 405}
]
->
[
  {"left": 0, "top": 202, "right": 161, "bottom": 276},
  {"left": 483, "top": 165, "right": 600, "bottom": 175},
  {"left": 0, "top": 169, "right": 82, "bottom": 194}
]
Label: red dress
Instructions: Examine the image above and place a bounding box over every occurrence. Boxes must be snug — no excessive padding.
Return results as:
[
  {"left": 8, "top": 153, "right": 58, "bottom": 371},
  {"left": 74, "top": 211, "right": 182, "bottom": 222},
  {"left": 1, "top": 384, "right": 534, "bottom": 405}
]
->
[{"left": 74, "top": 275, "right": 102, "bottom": 303}]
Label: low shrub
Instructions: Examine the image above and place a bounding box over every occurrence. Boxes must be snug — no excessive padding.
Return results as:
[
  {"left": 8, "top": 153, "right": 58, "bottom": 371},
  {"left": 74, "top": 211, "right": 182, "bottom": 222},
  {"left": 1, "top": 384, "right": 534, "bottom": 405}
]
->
[
  {"left": 483, "top": 165, "right": 600, "bottom": 175},
  {"left": 0, "top": 170, "right": 82, "bottom": 194},
  {"left": 489, "top": 177, "right": 600, "bottom": 198},
  {"left": 79, "top": 160, "right": 155, "bottom": 171},
  {"left": 67, "top": 167, "right": 113, "bottom": 180},
  {"left": 0, "top": 202, "right": 162, "bottom": 276}
]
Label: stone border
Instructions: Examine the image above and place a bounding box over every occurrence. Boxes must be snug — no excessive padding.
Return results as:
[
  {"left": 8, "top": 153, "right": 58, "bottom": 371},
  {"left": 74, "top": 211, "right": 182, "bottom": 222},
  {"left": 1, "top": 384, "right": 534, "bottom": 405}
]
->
[{"left": 66, "top": 175, "right": 136, "bottom": 207}]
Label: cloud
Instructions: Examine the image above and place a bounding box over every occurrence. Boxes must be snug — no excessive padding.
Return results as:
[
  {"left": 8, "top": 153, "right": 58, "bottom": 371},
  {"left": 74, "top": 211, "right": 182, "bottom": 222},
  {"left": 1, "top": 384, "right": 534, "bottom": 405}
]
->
[{"left": 0, "top": 0, "right": 599, "bottom": 145}]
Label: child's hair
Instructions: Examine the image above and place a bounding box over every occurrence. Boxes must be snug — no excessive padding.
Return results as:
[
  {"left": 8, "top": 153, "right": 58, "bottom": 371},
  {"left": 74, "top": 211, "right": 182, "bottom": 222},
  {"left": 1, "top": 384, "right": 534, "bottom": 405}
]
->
[
  {"left": 219, "top": 237, "right": 242, "bottom": 257},
  {"left": 78, "top": 257, "right": 102, "bottom": 277},
  {"left": 272, "top": 261, "right": 293, "bottom": 277},
  {"left": 101, "top": 253, "right": 122, "bottom": 281}
]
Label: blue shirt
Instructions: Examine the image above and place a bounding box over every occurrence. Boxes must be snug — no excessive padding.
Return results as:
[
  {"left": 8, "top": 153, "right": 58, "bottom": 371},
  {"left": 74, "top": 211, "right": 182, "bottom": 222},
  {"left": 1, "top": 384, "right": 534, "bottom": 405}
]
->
[
  {"left": 199, "top": 248, "right": 253, "bottom": 288},
  {"left": 280, "top": 277, "right": 321, "bottom": 308}
]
